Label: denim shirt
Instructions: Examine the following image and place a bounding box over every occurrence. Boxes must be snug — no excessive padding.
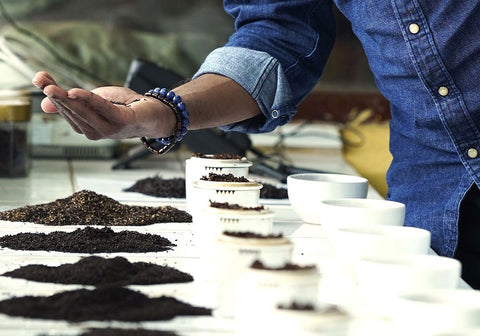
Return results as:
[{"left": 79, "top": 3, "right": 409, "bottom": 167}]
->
[{"left": 193, "top": 0, "right": 480, "bottom": 258}]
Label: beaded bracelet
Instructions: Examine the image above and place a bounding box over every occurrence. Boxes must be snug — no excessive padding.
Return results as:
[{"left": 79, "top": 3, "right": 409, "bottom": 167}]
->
[{"left": 140, "top": 87, "right": 189, "bottom": 154}]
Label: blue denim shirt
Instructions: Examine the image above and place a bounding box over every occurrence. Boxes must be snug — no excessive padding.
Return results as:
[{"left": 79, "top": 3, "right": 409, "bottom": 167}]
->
[{"left": 193, "top": 0, "right": 480, "bottom": 258}]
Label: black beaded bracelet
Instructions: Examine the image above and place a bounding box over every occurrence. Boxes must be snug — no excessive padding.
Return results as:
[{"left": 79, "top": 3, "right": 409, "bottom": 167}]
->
[{"left": 140, "top": 87, "right": 190, "bottom": 154}]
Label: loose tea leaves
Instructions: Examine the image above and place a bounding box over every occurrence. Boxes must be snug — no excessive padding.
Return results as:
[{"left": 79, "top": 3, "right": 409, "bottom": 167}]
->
[
  {"left": 223, "top": 231, "right": 283, "bottom": 239},
  {"left": 123, "top": 175, "right": 287, "bottom": 200},
  {"left": 51, "top": 328, "right": 178, "bottom": 336},
  {"left": 0, "top": 287, "right": 211, "bottom": 322},
  {"left": 200, "top": 173, "right": 249, "bottom": 182},
  {"left": 209, "top": 201, "right": 265, "bottom": 211},
  {"left": 277, "top": 302, "right": 316, "bottom": 311},
  {"left": 259, "top": 183, "right": 288, "bottom": 199},
  {"left": 2, "top": 256, "right": 192, "bottom": 286},
  {"left": 250, "top": 259, "right": 316, "bottom": 271},
  {"left": 124, "top": 176, "right": 186, "bottom": 198},
  {"left": 192, "top": 153, "right": 244, "bottom": 160},
  {"left": 0, "top": 190, "right": 192, "bottom": 226},
  {"left": 0, "top": 227, "right": 175, "bottom": 253}
]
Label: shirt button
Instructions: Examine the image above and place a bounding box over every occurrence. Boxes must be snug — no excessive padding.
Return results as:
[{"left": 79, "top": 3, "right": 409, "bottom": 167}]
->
[
  {"left": 438, "top": 86, "right": 449, "bottom": 96},
  {"left": 409, "top": 23, "right": 420, "bottom": 34},
  {"left": 468, "top": 148, "right": 478, "bottom": 159},
  {"left": 271, "top": 109, "right": 279, "bottom": 118}
]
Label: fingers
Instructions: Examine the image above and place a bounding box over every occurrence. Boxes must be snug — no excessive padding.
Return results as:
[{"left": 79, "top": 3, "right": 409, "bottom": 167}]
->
[
  {"left": 47, "top": 98, "right": 84, "bottom": 134},
  {"left": 32, "top": 71, "right": 57, "bottom": 90},
  {"left": 67, "top": 88, "right": 135, "bottom": 133},
  {"left": 51, "top": 88, "right": 129, "bottom": 140},
  {"left": 32, "top": 72, "right": 113, "bottom": 139},
  {"left": 33, "top": 72, "right": 63, "bottom": 113},
  {"left": 41, "top": 84, "right": 104, "bottom": 138},
  {"left": 34, "top": 72, "right": 64, "bottom": 113},
  {"left": 40, "top": 97, "right": 58, "bottom": 113},
  {"left": 32, "top": 72, "right": 141, "bottom": 140},
  {"left": 68, "top": 88, "right": 113, "bottom": 118}
]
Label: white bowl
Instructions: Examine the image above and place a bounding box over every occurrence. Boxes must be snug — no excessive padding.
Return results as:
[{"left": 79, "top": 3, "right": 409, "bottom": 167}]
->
[
  {"left": 287, "top": 173, "right": 368, "bottom": 224},
  {"left": 392, "top": 289, "right": 480, "bottom": 336},
  {"left": 433, "top": 329, "right": 480, "bottom": 336},
  {"left": 319, "top": 198, "right": 405, "bottom": 239},
  {"left": 185, "top": 155, "right": 252, "bottom": 213},
  {"left": 331, "top": 225, "right": 431, "bottom": 279},
  {"left": 356, "top": 254, "right": 461, "bottom": 317},
  {"left": 193, "top": 203, "right": 275, "bottom": 247},
  {"left": 191, "top": 179, "right": 262, "bottom": 216}
]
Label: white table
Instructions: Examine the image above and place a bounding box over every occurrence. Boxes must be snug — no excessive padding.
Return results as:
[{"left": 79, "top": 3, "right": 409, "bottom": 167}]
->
[{"left": 0, "top": 147, "right": 470, "bottom": 335}]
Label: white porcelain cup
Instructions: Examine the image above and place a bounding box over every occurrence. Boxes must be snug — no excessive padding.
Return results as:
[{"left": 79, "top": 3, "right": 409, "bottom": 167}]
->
[
  {"left": 185, "top": 155, "right": 252, "bottom": 214},
  {"left": 392, "top": 289, "right": 480, "bottom": 336},
  {"left": 356, "top": 254, "right": 462, "bottom": 317},
  {"left": 191, "top": 179, "right": 262, "bottom": 216},
  {"left": 235, "top": 262, "right": 320, "bottom": 318},
  {"left": 235, "top": 303, "right": 350, "bottom": 336},
  {"left": 211, "top": 233, "right": 294, "bottom": 316},
  {"left": 193, "top": 203, "right": 275, "bottom": 248},
  {"left": 318, "top": 198, "right": 405, "bottom": 239},
  {"left": 331, "top": 224, "right": 431, "bottom": 280},
  {"left": 432, "top": 329, "right": 480, "bottom": 336},
  {"left": 287, "top": 173, "right": 368, "bottom": 224}
]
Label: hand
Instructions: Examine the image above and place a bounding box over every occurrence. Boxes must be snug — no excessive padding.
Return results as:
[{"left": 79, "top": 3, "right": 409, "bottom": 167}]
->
[{"left": 32, "top": 71, "right": 175, "bottom": 140}]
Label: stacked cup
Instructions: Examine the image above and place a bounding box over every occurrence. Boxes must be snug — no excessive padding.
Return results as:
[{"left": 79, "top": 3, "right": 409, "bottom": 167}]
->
[
  {"left": 234, "top": 260, "right": 344, "bottom": 336},
  {"left": 185, "top": 153, "right": 293, "bottom": 316},
  {"left": 214, "top": 231, "right": 295, "bottom": 316},
  {"left": 194, "top": 201, "right": 277, "bottom": 284},
  {"left": 185, "top": 153, "right": 252, "bottom": 215}
]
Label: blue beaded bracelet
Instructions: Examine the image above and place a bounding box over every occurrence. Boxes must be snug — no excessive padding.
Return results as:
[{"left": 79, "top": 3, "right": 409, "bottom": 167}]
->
[{"left": 141, "top": 87, "right": 190, "bottom": 154}]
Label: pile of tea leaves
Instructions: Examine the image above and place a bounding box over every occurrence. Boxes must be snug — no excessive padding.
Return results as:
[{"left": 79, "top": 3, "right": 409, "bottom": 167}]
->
[
  {"left": 0, "top": 190, "right": 191, "bottom": 226},
  {"left": 52, "top": 328, "right": 179, "bottom": 336},
  {"left": 0, "top": 227, "right": 175, "bottom": 253},
  {"left": 2, "top": 256, "right": 193, "bottom": 286},
  {"left": 124, "top": 176, "right": 186, "bottom": 198},
  {"left": 0, "top": 287, "right": 211, "bottom": 322}
]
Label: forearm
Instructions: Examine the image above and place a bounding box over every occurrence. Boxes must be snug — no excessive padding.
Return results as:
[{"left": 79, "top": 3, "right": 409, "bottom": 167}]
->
[{"left": 173, "top": 73, "right": 262, "bottom": 130}]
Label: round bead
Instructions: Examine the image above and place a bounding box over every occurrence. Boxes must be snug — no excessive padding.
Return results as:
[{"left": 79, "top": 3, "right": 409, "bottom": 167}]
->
[
  {"left": 177, "top": 102, "right": 186, "bottom": 111},
  {"left": 166, "top": 91, "right": 175, "bottom": 101},
  {"left": 153, "top": 88, "right": 162, "bottom": 94},
  {"left": 173, "top": 95, "right": 182, "bottom": 104},
  {"left": 159, "top": 88, "right": 167, "bottom": 97},
  {"left": 182, "top": 110, "right": 189, "bottom": 119}
]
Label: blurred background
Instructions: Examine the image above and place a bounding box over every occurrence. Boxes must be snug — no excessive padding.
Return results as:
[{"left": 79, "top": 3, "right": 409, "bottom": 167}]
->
[{"left": 0, "top": 0, "right": 387, "bottom": 116}]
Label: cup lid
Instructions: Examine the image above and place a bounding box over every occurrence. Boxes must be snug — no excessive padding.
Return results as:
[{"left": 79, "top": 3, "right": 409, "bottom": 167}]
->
[{"left": 0, "top": 98, "right": 31, "bottom": 122}]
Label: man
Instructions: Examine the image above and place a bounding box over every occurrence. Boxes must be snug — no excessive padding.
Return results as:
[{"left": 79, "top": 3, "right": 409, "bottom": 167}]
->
[{"left": 33, "top": 1, "right": 480, "bottom": 288}]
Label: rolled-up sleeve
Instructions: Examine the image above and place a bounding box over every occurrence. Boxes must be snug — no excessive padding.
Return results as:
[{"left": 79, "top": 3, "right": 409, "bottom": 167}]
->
[{"left": 193, "top": 0, "right": 335, "bottom": 134}]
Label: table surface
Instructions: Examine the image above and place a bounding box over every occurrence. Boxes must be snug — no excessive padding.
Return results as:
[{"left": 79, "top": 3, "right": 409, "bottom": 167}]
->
[{"left": 0, "top": 147, "right": 471, "bottom": 335}]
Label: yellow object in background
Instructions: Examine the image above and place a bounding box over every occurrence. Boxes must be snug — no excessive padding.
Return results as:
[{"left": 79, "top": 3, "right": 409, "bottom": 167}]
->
[{"left": 340, "top": 109, "right": 392, "bottom": 199}]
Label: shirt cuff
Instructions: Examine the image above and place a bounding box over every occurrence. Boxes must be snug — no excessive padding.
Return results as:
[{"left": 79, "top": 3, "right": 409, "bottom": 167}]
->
[{"left": 192, "top": 46, "right": 295, "bottom": 133}]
